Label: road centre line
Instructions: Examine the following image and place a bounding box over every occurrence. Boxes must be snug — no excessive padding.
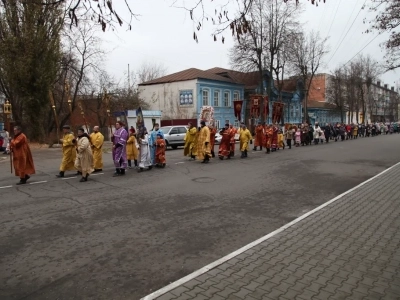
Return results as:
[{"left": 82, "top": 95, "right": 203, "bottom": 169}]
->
[
  {"left": 29, "top": 181, "right": 47, "bottom": 185},
  {"left": 61, "top": 177, "right": 77, "bottom": 180},
  {"left": 141, "top": 161, "right": 400, "bottom": 300},
  {"left": 0, "top": 185, "right": 12, "bottom": 189},
  {"left": 90, "top": 173, "right": 104, "bottom": 176}
]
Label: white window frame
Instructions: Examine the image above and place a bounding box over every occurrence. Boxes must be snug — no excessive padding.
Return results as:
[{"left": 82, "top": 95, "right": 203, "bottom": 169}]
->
[
  {"left": 233, "top": 91, "right": 240, "bottom": 104},
  {"left": 202, "top": 89, "right": 209, "bottom": 106},
  {"left": 214, "top": 120, "right": 220, "bottom": 129},
  {"left": 224, "top": 91, "right": 230, "bottom": 107},
  {"left": 214, "top": 90, "right": 220, "bottom": 107},
  {"left": 234, "top": 120, "right": 240, "bottom": 128}
]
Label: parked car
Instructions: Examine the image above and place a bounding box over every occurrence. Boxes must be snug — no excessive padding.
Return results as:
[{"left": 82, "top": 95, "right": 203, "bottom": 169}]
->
[{"left": 159, "top": 126, "right": 188, "bottom": 149}]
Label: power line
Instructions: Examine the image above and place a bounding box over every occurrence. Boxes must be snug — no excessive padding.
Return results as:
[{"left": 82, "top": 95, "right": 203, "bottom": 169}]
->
[
  {"left": 326, "top": 0, "right": 342, "bottom": 39},
  {"left": 343, "top": 33, "right": 381, "bottom": 66},
  {"left": 327, "top": 0, "right": 367, "bottom": 65}
]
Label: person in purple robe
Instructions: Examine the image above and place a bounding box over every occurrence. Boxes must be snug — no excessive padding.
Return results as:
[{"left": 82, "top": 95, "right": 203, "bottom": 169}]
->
[{"left": 112, "top": 121, "right": 128, "bottom": 176}]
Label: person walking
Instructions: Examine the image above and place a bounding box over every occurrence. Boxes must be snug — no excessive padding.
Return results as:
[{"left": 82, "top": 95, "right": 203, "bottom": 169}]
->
[
  {"left": 112, "top": 121, "right": 128, "bottom": 176},
  {"left": 239, "top": 123, "right": 252, "bottom": 158},
  {"left": 197, "top": 121, "right": 211, "bottom": 163},
  {"left": 126, "top": 129, "right": 139, "bottom": 169},
  {"left": 90, "top": 126, "right": 104, "bottom": 172},
  {"left": 56, "top": 125, "right": 76, "bottom": 178},
  {"left": 74, "top": 128, "right": 94, "bottom": 182},
  {"left": 9, "top": 126, "right": 35, "bottom": 185}
]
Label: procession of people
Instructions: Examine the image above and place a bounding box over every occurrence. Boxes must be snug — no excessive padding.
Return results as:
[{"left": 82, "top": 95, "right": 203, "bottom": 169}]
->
[{"left": 4, "top": 120, "right": 399, "bottom": 184}]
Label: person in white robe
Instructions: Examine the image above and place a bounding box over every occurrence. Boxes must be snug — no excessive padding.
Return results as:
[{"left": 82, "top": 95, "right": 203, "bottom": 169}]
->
[{"left": 138, "top": 130, "right": 152, "bottom": 172}]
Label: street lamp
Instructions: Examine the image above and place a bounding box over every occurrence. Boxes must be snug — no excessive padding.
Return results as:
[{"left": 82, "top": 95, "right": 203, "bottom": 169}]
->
[{"left": 3, "top": 100, "right": 12, "bottom": 132}]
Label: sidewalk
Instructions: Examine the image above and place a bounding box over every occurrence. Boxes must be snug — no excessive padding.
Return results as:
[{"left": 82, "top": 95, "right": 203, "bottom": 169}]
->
[{"left": 143, "top": 163, "right": 400, "bottom": 300}]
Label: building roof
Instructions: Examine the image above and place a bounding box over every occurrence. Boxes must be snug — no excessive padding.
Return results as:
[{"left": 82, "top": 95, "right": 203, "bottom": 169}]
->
[
  {"left": 139, "top": 68, "right": 237, "bottom": 86},
  {"left": 274, "top": 78, "right": 299, "bottom": 92},
  {"left": 206, "top": 67, "right": 260, "bottom": 89},
  {"left": 308, "top": 100, "right": 337, "bottom": 109},
  {"left": 127, "top": 110, "right": 162, "bottom": 117}
]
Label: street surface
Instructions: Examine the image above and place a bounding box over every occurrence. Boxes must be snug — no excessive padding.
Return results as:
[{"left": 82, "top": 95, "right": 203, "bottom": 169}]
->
[{"left": 0, "top": 134, "right": 399, "bottom": 299}]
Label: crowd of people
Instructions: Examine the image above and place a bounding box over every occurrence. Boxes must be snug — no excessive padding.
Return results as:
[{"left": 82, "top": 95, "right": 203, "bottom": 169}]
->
[
  {"left": 4, "top": 120, "right": 398, "bottom": 184},
  {"left": 182, "top": 121, "right": 400, "bottom": 163}
]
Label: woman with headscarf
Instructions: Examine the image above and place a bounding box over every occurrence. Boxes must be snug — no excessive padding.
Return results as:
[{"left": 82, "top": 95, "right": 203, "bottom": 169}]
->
[
  {"left": 74, "top": 128, "right": 94, "bottom": 182},
  {"left": 126, "top": 128, "right": 139, "bottom": 168}
]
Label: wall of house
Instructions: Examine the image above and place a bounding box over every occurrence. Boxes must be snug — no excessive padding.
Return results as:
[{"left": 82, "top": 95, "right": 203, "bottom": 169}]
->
[
  {"left": 138, "top": 80, "right": 197, "bottom": 120},
  {"left": 308, "top": 74, "right": 330, "bottom": 102},
  {"left": 197, "top": 79, "right": 244, "bottom": 128},
  {"left": 308, "top": 108, "right": 342, "bottom": 125}
]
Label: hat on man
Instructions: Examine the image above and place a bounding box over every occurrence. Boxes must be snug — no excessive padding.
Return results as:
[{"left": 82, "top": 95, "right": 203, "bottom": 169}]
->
[
  {"left": 63, "top": 125, "right": 70, "bottom": 129},
  {"left": 200, "top": 120, "right": 206, "bottom": 126}
]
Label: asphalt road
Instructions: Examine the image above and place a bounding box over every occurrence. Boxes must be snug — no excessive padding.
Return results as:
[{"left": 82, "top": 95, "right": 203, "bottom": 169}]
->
[{"left": 0, "top": 134, "right": 399, "bottom": 300}]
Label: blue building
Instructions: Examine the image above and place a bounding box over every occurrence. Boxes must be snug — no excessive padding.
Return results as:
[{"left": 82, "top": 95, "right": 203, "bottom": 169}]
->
[{"left": 138, "top": 67, "right": 341, "bottom": 128}]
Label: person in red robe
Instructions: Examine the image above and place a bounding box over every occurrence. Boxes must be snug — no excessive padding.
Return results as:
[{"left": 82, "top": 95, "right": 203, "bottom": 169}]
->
[
  {"left": 218, "top": 124, "right": 232, "bottom": 160},
  {"left": 155, "top": 133, "right": 166, "bottom": 168},
  {"left": 264, "top": 124, "right": 273, "bottom": 154},
  {"left": 271, "top": 125, "right": 279, "bottom": 152},
  {"left": 9, "top": 126, "right": 35, "bottom": 185},
  {"left": 208, "top": 124, "right": 217, "bottom": 158},
  {"left": 228, "top": 124, "right": 237, "bottom": 157},
  {"left": 253, "top": 122, "right": 264, "bottom": 151}
]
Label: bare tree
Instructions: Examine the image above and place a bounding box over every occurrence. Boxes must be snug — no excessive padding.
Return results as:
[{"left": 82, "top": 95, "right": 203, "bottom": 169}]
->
[
  {"left": 47, "top": 22, "right": 107, "bottom": 136},
  {"left": 326, "top": 67, "right": 346, "bottom": 123},
  {"left": 368, "top": 0, "right": 400, "bottom": 70},
  {"left": 230, "top": 0, "right": 301, "bottom": 122},
  {"left": 290, "top": 30, "right": 329, "bottom": 122},
  {"left": 136, "top": 62, "right": 167, "bottom": 84}
]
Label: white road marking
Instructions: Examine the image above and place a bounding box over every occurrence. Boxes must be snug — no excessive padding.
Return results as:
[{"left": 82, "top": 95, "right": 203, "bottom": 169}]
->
[
  {"left": 91, "top": 173, "right": 104, "bottom": 176},
  {"left": 29, "top": 181, "right": 47, "bottom": 185},
  {"left": 61, "top": 177, "right": 77, "bottom": 180},
  {"left": 0, "top": 186, "right": 12, "bottom": 189},
  {"left": 141, "top": 161, "right": 400, "bottom": 300},
  {"left": 175, "top": 162, "right": 185, "bottom": 164}
]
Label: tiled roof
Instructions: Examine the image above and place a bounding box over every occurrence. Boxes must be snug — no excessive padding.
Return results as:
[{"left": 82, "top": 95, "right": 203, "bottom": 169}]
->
[
  {"left": 139, "top": 68, "right": 237, "bottom": 85},
  {"left": 206, "top": 67, "right": 260, "bottom": 89},
  {"left": 274, "top": 79, "right": 299, "bottom": 92}
]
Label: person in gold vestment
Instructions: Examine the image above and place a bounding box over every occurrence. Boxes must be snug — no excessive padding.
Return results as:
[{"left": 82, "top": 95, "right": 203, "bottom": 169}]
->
[
  {"left": 56, "top": 125, "right": 76, "bottom": 178},
  {"left": 239, "top": 123, "right": 252, "bottom": 158},
  {"left": 183, "top": 122, "right": 197, "bottom": 160},
  {"left": 90, "top": 126, "right": 104, "bottom": 172},
  {"left": 197, "top": 120, "right": 211, "bottom": 163},
  {"left": 126, "top": 129, "right": 139, "bottom": 168}
]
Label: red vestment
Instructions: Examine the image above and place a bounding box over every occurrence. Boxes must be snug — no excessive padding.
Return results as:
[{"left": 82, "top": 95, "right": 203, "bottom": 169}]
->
[
  {"left": 254, "top": 125, "right": 264, "bottom": 147},
  {"left": 10, "top": 133, "right": 35, "bottom": 178},
  {"left": 155, "top": 138, "right": 166, "bottom": 164},
  {"left": 271, "top": 126, "right": 278, "bottom": 148},
  {"left": 218, "top": 129, "right": 232, "bottom": 157},
  {"left": 228, "top": 127, "right": 237, "bottom": 154},
  {"left": 264, "top": 126, "right": 273, "bottom": 148},
  {"left": 209, "top": 127, "right": 217, "bottom": 152}
]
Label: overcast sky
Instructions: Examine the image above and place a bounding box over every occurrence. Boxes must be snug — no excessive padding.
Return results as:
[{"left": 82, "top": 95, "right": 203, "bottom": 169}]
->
[{"left": 102, "top": 0, "right": 399, "bottom": 89}]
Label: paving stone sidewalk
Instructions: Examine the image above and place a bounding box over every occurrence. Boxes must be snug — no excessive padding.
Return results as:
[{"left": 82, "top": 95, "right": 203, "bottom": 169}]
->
[{"left": 144, "top": 163, "right": 400, "bottom": 300}]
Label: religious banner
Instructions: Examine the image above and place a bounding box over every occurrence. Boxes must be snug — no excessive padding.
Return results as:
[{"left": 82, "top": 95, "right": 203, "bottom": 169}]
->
[
  {"left": 272, "top": 102, "right": 285, "bottom": 124},
  {"left": 233, "top": 100, "right": 243, "bottom": 121},
  {"left": 250, "top": 95, "right": 261, "bottom": 118},
  {"left": 199, "top": 106, "right": 214, "bottom": 126},
  {"left": 136, "top": 107, "right": 145, "bottom": 137},
  {"left": 264, "top": 96, "right": 269, "bottom": 120}
]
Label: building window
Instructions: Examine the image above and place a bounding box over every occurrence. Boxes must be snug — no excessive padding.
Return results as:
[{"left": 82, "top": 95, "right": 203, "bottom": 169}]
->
[
  {"left": 234, "top": 120, "right": 240, "bottom": 128},
  {"left": 179, "top": 90, "right": 194, "bottom": 106},
  {"left": 225, "top": 119, "right": 230, "bottom": 125},
  {"left": 214, "top": 120, "right": 220, "bottom": 129},
  {"left": 214, "top": 90, "right": 220, "bottom": 107},
  {"left": 224, "top": 91, "right": 230, "bottom": 107},
  {"left": 202, "top": 89, "right": 209, "bottom": 106},
  {"left": 233, "top": 91, "right": 240, "bottom": 102}
]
